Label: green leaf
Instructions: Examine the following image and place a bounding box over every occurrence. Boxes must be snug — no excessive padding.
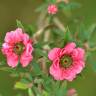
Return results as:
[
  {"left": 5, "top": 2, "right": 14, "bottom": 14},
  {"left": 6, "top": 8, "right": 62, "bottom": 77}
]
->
[
  {"left": 42, "top": 90, "right": 49, "bottom": 96},
  {"left": 14, "top": 82, "right": 28, "bottom": 90},
  {"left": 28, "top": 88, "right": 34, "bottom": 96},
  {"left": 0, "top": 67, "right": 16, "bottom": 72},
  {"left": 87, "top": 23, "right": 96, "bottom": 40},
  {"left": 51, "top": 0, "right": 56, "bottom": 3},
  {"left": 16, "top": 20, "right": 24, "bottom": 29},
  {"left": 42, "top": 75, "right": 53, "bottom": 93},
  {"left": 35, "top": 48, "right": 48, "bottom": 58},
  {"left": 63, "top": 27, "right": 72, "bottom": 45},
  {"left": 58, "top": 2, "right": 81, "bottom": 11},
  {"left": 16, "top": 20, "right": 34, "bottom": 36},
  {"left": 32, "top": 61, "right": 42, "bottom": 76},
  {"left": 34, "top": 42, "right": 43, "bottom": 49},
  {"left": 77, "top": 23, "right": 88, "bottom": 42},
  {"left": 56, "top": 81, "right": 67, "bottom": 96},
  {"left": 88, "top": 51, "right": 96, "bottom": 72}
]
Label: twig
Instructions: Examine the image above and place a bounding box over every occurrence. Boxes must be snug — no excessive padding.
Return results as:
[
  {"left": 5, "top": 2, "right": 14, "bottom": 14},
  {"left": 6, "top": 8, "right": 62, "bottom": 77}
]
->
[{"left": 53, "top": 17, "right": 66, "bottom": 32}]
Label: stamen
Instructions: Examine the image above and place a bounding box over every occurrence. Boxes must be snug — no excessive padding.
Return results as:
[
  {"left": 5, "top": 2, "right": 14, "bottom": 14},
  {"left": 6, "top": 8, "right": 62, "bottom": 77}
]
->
[
  {"left": 14, "top": 42, "right": 24, "bottom": 55},
  {"left": 60, "top": 55, "right": 72, "bottom": 68}
]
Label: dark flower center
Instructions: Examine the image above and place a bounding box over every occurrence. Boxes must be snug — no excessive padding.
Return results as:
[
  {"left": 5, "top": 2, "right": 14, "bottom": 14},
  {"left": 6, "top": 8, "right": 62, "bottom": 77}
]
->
[
  {"left": 14, "top": 42, "right": 25, "bottom": 55},
  {"left": 60, "top": 55, "right": 73, "bottom": 68}
]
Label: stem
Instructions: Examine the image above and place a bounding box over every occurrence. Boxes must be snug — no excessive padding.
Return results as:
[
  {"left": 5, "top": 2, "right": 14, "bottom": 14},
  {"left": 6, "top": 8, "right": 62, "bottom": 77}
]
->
[
  {"left": 53, "top": 17, "right": 66, "bottom": 32},
  {"left": 88, "top": 47, "right": 96, "bottom": 51},
  {"left": 28, "top": 88, "right": 34, "bottom": 96}
]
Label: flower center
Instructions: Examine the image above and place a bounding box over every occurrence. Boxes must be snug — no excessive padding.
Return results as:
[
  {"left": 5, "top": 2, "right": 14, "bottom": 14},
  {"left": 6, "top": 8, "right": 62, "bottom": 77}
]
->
[
  {"left": 14, "top": 42, "right": 25, "bottom": 55},
  {"left": 60, "top": 55, "right": 73, "bottom": 68}
]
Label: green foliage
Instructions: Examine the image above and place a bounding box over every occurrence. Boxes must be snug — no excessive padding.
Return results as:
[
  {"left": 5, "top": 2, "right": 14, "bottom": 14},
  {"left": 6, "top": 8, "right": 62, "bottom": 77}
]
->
[
  {"left": 63, "top": 27, "right": 72, "bottom": 45},
  {"left": 58, "top": 2, "right": 81, "bottom": 11},
  {"left": 16, "top": 20, "right": 34, "bottom": 36},
  {"left": 88, "top": 51, "right": 96, "bottom": 72},
  {"left": 31, "top": 61, "right": 42, "bottom": 76},
  {"left": 28, "top": 88, "right": 34, "bottom": 96},
  {"left": 14, "top": 82, "right": 28, "bottom": 90}
]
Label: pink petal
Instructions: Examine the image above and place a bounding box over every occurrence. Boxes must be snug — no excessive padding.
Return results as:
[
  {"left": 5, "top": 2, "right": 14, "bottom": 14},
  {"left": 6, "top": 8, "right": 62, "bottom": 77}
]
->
[
  {"left": 4, "top": 28, "right": 23, "bottom": 43},
  {"left": 49, "top": 59, "right": 62, "bottom": 80},
  {"left": 77, "top": 48, "right": 85, "bottom": 60},
  {"left": 63, "top": 42, "right": 76, "bottom": 54},
  {"left": 61, "top": 68, "right": 76, "bottom": 81},
  {"left": 71, "top": 48, "right": 85, "bottom": 61},
  {"left": 20, "top": 43, "right": 33, "bottom": 67},
  {"left": 22, "top": 33, "right": 29, "bottom": 45},
  {"left": 20, "top": 53, "right": 33, "bottom": 67},
  {"left": 72, "top": 60, "right": 85, "bottom": 74},
  {"left": 7, "top": 53, "right": 18, "bottom": 68},
  {"left": 48, "top": 48, "right": 61, "bottom": 61},
  {"left": 2, "top": 43, "right": 13, "bottom": 55}
]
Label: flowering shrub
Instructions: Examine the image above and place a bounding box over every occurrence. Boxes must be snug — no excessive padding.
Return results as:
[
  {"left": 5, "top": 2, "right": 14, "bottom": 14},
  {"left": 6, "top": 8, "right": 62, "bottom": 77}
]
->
[{"left": 0, "top": 0, "right": 96, "bottom": 96}]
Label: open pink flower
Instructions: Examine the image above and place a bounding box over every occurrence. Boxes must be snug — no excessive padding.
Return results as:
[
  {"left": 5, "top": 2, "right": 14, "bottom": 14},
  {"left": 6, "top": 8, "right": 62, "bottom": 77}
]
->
[
  {"left": 48, "top": 42, "right": 85, "bottom": 81},
  {"left": 48, "top": 4, "right": 58, "bottom": 14},
  {"left": 2, "top": 28, "right": 33, "bottom": 68}
]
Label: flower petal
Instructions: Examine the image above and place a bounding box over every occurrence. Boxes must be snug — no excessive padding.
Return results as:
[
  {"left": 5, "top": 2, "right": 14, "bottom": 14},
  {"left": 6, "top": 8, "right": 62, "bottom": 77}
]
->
[
  {"left": 61, "top": 68, "right": 76, "bottom": 81},
  {"left": 63, "top": 42, "right": 76, "bottom": 54},
  {"left": 7, "top": 53, "right": 18, "bottom": 68},
  {"left": 20, "top": 43, "right": 33, "bottom": 67},
  {"left": 2, "top": 43, "right": 13, "bottom": 55},
  {"left": 72, "top": 60, "right": 85, "bottom": 74},
  {"left": 77, "top": 48, "right": 85, "bottom": 60},
  {"left": 71, "top": 48, "right": 85, "bottom": 61},
  {"left": 49, "top": 59, "right": 62, "bottom": 80},
  {"left": 48, "top": 48, "right": 61, "bottom": 61},
  {"left": 22, "top": 33, "right": 29, "bottom": 45},
  {"left": 4, "top": 28, "right": 23, "bottom": 43}
]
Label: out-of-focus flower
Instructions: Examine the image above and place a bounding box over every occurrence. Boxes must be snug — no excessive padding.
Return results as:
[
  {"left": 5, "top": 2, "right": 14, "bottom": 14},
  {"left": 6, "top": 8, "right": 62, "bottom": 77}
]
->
[
  {"left": 48, "top": 42, "right": 85, "bottom": 81},
  {"left": 2, "top": 28, "right": 33, "bottom": 68},
  {"left": 47, "top": 4, "right": 58, "bottom": 15},
  {"left": 67, "top": 88, "right": 78, "bottom": 96}
]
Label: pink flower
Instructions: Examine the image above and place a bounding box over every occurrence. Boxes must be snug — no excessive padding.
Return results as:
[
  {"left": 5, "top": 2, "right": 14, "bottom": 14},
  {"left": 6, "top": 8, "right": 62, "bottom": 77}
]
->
[
  {"left": 2, "top": 28, "right": 33, "bottom": 68},
  {"left": 48, "top": 42, "right": 85, "bottom": 81},
  {"left": 67, "top": 88, "right": 78, "bottom": 96},
  {"left": 48, "top": 4, "right": 58, "bottom": 14}
]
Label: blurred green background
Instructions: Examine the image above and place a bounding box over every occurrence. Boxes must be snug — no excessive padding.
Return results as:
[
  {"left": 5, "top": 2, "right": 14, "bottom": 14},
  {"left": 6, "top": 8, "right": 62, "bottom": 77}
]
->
[{"left": 0, "top": 0, "right": 96, "bottom": 96}]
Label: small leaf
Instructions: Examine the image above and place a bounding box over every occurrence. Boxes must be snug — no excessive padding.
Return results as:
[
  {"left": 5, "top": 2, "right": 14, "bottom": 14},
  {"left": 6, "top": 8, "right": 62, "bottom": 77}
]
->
[
  {"left": 35, "top": 48, "right": 48, "bottom": 58},
  {"left": 63, "top": 27, "right": 72, "bottom": 45},
  {"left": 16, "top": 20, "right": 34, "bottom": 36},
  {"left": 42, "top": 90, "right": 49, "bottom": 96},
  {"left": 51, "top": 0, "right": 56, "bottom": 3},
  {"left": 28, "top": 88, "right": 34, "bottom": 96},
  {"left": 0, "top": 67, "right": 15, "bottom": 72},
  {"left": 77, "top": 23, "right": 88, "bottom": 42},
  {"left": 58, "top": 2, "right": 81, "bottom": 11},
  {"left": 32, "top": 61, "right": 42, "bottom": 76},
  {"left": 56, "top": 81, "right": 67, "bottom": 96},
  {"left": 16, "top": 20, "right": 24, "bottom": 29},
  {"left": 88, "top": 51, "right": 96, "bottom": 72},
  {"left": 14, "top": 82, "right": 28, "bottom": 90},
  {"left": 87, "top": 23, "right": 96, "bottom": 40}
]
